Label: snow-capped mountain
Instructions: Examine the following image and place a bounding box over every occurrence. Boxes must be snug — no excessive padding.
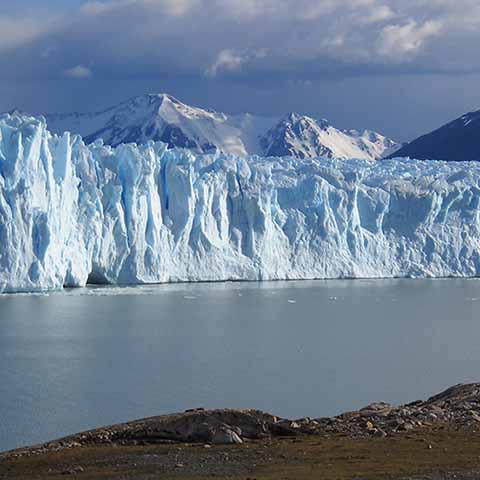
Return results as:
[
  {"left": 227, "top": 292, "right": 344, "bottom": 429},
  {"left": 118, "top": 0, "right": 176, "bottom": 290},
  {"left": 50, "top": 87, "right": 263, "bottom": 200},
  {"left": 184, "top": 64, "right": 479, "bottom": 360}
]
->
[
  {"left": 388, "top": 109, "right": 480, "bottom": 161},
  {"left": 44, "top": 94, "right": 398, "bottom": 160},
  {"left": 260, "top": 112, "right": 398, "bottom": 160}
]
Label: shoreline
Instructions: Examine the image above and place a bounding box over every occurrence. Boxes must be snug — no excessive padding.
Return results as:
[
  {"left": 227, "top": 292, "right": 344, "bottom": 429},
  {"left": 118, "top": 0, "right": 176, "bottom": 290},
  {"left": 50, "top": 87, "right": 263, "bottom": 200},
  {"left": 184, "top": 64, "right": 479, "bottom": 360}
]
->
[
  {"left": 2, "top": 383, "right": 480, "bottom": 479},
  {"left": 2, "top": 275, "right": 480, "bottom": 297}
]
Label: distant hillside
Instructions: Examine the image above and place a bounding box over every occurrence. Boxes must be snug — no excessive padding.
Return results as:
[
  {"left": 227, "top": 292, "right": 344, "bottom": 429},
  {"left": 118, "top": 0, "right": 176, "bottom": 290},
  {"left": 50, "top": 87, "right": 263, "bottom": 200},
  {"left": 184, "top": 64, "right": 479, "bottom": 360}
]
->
[{"left": 388, "top": 110, "right": 480, "bottom": 161}]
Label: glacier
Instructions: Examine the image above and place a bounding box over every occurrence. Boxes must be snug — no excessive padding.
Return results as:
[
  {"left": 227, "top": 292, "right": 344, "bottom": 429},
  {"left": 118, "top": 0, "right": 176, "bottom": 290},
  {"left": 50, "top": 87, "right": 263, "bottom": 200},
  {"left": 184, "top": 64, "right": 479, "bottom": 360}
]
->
[{"left": 1, "top": 112, "right": 480, "bottom": 293}]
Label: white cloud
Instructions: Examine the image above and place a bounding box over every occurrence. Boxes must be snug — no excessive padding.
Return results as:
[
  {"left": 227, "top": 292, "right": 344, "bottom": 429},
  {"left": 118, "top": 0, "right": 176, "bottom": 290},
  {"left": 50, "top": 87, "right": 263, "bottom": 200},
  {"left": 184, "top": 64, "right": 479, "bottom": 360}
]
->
[
  {"left": 294, "top": 1, "right": 338, "bottom": 21},
  {"left": 361, "top": 5, "right": 396, "bottom": 24},
  {"left": 379, "top": 20, "right": 443, "bottom": 60},
  {"left": 205, "top": 48, "right": 268, "bottom": 77},
  {"left": 64, "top": 65, "right": 93, "bottom": 79},
  {"left": 205, "top": 50, "right": 246, "bottom": 77},
  {"left": 156, "top": 0, "right": 198, "bottom": 17}
]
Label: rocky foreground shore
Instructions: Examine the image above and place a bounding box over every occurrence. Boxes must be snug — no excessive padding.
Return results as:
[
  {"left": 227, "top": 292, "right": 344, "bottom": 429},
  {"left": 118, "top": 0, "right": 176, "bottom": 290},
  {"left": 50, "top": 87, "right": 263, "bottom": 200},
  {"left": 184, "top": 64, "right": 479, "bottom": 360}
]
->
[{"left": 2, "top": 383, "right": 480, "bottom": 479}]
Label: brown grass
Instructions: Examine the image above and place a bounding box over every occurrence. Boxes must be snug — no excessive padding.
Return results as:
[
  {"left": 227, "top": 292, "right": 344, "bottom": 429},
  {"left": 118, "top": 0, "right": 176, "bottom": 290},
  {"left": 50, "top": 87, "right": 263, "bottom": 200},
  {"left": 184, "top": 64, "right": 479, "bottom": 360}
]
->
[{"left": 2, "top": 429, "right": 480, "bottom": 479}]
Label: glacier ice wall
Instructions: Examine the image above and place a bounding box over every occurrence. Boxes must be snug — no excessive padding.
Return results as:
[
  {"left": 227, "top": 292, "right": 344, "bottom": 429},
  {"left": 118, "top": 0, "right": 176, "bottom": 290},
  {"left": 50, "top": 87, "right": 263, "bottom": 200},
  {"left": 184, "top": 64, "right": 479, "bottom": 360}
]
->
[{"left": 1, "top": 113, "right": 480, "bottom": 292}]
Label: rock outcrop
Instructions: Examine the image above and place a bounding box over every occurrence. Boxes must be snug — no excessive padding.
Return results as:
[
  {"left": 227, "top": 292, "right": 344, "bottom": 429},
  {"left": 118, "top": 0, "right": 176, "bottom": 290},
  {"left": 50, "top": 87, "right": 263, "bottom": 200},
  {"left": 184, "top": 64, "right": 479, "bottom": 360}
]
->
[
  {"left": 3, "top": 383, "right": 480, "bottom": 459},
  {"left": 315, "top": 383, "right": 480, "bottom": 438}
]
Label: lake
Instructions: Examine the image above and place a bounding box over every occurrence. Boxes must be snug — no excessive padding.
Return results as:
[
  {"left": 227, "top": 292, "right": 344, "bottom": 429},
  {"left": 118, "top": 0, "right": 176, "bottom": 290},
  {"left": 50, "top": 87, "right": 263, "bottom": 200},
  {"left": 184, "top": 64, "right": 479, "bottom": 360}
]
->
[{"left": 1, "top": 279, "right": 480, "bottom": 452}]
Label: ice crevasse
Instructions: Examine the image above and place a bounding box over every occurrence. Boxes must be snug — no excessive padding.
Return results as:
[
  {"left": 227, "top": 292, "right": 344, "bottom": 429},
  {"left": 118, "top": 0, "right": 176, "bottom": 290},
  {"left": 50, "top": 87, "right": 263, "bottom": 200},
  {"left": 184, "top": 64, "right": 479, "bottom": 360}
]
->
[{"left": 1, "top": 112, "right": 480, "bottom": 293}]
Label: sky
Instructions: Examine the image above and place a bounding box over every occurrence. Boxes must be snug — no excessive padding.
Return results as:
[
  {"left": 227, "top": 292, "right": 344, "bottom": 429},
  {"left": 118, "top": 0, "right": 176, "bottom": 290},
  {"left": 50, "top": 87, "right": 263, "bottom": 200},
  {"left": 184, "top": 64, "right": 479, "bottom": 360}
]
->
[{"left": 1, "top": 0, "right": 480, "bottom": 141}]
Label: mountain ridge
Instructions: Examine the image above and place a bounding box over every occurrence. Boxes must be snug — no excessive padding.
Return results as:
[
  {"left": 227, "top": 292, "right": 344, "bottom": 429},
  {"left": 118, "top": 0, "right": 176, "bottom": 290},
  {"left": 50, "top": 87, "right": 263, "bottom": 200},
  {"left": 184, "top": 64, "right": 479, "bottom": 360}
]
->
[
  {"left": 388, "top": 108, "right": 480, "bottom": 161},
  {"left": 43, "top": 93, "right": 399, "bottom": 161}
]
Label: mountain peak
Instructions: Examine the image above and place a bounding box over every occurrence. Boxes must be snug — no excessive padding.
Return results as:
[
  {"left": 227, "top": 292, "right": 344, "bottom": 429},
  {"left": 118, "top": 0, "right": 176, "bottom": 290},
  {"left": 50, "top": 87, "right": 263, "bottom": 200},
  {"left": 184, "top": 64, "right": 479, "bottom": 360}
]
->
[
  {"left": 284, "top": 112, "right": 302, "bottom": 122},
  {"left": 116, "top": 92, "right": 182, "bottom": 110},
  {"left": 152, "top": 93, "right": 184, "bottom": 106},
  {"left": 42, "top": 93, "right": 398, "bottom": 160}
]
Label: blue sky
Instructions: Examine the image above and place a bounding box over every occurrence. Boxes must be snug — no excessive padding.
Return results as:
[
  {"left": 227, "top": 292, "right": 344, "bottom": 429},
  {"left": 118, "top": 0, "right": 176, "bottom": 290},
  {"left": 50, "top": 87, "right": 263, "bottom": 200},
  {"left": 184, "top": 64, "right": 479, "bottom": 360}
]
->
[{"left": 1, "top": 0, "right": 480, "bottom": 141}]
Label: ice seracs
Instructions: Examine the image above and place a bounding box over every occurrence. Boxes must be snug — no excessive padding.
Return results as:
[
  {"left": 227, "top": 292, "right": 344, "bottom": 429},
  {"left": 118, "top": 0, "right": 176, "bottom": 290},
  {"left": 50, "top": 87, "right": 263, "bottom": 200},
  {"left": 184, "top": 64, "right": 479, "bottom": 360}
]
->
[
  {"left": 44, "top": 93, "right": 399, "bottom": 161},
  {"left": 1, "top": 112, "right": 480, "bottom": 293}
]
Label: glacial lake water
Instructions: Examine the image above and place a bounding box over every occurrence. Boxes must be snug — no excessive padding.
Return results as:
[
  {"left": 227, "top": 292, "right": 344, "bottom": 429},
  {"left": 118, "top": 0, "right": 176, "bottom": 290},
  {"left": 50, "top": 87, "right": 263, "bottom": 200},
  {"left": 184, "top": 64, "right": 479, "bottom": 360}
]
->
[{"left": 1, "top": 279, "right": 480, "bottom": 452}]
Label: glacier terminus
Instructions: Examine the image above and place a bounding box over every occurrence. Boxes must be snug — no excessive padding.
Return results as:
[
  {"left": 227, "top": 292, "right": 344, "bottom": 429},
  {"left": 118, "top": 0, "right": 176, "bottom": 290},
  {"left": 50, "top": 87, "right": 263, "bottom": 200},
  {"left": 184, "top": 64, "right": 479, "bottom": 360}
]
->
[{"left": 1, "top": 112, "right": 480, "bottom": 293}]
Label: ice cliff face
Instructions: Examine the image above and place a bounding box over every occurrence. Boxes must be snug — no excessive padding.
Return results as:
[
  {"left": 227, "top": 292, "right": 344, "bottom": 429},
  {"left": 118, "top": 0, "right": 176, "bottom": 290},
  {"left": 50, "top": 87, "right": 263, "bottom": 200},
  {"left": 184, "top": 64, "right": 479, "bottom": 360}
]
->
[{"left": 1, "top": 113, "right": 480, "bottom": 293}]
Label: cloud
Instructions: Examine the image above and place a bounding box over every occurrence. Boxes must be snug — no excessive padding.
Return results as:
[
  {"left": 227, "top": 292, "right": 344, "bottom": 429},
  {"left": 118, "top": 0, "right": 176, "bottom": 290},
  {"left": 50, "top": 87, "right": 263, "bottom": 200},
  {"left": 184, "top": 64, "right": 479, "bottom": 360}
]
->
[
  {"left": 0, "top": 16, "right": 52, "bottom": 52},
  {"left": 0, "top": 0, "right": 479, "bottom": 84},
  {"left": 378, "top": 20, "right": 443, "bottom": 60},
  {"left": 81, "top": 0, "right": 198, "bottom": 17},
  {"left": 64, "top": 65, "right": 93, "bottom": 79},
  {"left": 361, "top": 5, "right": 396, "bottom": 24},
  {"left": 80, "top": 1, "right": 123, "bottom": 15},
  {"left": 205, "top": 50, "right": 246, "bottom": 77},
  {"left": 205, "top": 49, "right": 267, "bottom": 77}
]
